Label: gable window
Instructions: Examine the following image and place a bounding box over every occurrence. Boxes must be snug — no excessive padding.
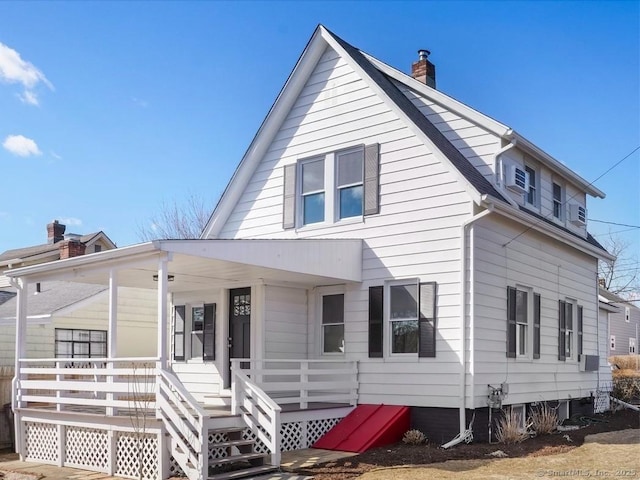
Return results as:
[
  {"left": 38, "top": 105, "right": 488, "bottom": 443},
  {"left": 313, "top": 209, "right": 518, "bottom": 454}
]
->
[
  {"left": 610, "top": 335, "right": 616, "bottom": 351},
  {"left": 94, "top": 244, "right": 102, "bottom": 253},
  {"left": 322, "top": 294, "right": 345, "bottom": 354},
  {"left": 283, "top": 144, "right": 380, "bottom": 230},
  {"left": 55, "top": 328, "right": 107, "bottom": 358},
  {"left": 625, "top": 307, "right": 630, "bottom": 322},
  {"left": 525, "top": 166, "right": 537, "bottom": 207},
  {"left": 336, "top": 148, "right": 364, "bottom": 219},
  {"left": 552, "top": 182, "right": 563, "bottom": 220},
  {"left": 300, "top": 158, "right": 325, "bottom": 225},
  {"left": 507, "top": 286, "right": 540, "bottom": 359}
]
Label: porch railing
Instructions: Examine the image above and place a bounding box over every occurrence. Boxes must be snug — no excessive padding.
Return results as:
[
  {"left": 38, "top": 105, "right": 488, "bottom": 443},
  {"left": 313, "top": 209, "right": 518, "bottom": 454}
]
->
[{"left": 15, "top": 357, "right": 158, "bottom": 414}]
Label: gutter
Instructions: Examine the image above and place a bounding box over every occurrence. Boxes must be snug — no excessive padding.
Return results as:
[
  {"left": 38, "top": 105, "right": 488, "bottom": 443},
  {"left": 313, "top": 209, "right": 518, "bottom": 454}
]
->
[{"left": 443, "top": 202, "right": 494, "bottom": 448}]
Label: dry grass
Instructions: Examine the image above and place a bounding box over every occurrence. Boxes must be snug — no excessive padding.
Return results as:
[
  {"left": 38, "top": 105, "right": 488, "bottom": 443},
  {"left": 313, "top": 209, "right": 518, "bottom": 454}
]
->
[
  {"left": 402, "top": 429, "right": 427, "bottom": 445},
  {"left": 610, "top": 355, "right": 640, "bottom": 402},
  {"left": 496, "top": 409, "right": 528, "bottom": 444},
  {"left": 610, "top": 355, "right": 640, "bottom": 371},
  {"left": 528, "top": 402, "right": 558, "bottom": 435}
]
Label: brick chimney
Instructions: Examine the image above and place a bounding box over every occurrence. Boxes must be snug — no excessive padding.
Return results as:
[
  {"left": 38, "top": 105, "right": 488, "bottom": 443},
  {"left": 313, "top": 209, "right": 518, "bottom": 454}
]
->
[
  {"left": 411, "top": 49, "right": 436, "bottom": 89},
  {"left": 47, "top": 220, "right": 66, "bottom": 244},
  {"left": 59, "top": 237, "right": 86, "bottom": 259}
]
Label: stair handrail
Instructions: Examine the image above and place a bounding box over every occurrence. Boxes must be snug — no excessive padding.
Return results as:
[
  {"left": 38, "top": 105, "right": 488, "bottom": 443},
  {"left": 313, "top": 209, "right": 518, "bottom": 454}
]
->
[
  {"left": 231, "top": 360, "right": 282, "bottom": 466},
  {"left": 157, "top": 368, "right": 207, "bottom": 480}
]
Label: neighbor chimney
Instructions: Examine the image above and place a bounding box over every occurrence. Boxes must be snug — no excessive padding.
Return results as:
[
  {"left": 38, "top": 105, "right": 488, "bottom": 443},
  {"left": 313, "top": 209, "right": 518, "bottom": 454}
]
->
[
  {"left": 59, "top": 238, "right": 86, "bottom": 259},
  {"left": 598, "top": 278, "right": 606, "bottom": 289},
  {"left": 411, "top": 49, "right": 436, "bottom": 88},
  {"left": 47, "top": 220, "right": 66, "bottom": 244}
]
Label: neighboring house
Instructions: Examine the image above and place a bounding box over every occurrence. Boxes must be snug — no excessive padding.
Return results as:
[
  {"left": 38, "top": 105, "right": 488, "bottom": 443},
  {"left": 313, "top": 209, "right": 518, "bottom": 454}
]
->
[
  {"left": 6, "top": 26, "right": 615, "bottom": 480},
  {"left": 600, "top": 287, "right": 640, "bottom": 356},
  {"left": 0, "top": 220, "right": 115, "bottom": 288},
  {"left": 0, "top": 221, "right": 158, "bottom": 366}
]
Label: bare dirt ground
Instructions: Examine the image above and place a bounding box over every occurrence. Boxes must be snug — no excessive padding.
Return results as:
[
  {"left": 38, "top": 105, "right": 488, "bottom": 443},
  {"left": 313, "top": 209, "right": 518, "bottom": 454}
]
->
[{"left": 292, "top": 409, "right": 639, "bottom": 480}]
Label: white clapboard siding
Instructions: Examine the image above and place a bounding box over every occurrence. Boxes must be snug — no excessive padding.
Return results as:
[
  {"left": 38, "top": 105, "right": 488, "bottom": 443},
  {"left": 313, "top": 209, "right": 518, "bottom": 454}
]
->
[
  {"left": 471, "top": 215, "right": 600, "bottom": 406},
  {"left": 215, "top": 46, "right": 473, "bottom": 407},
  {"left": 264, "top": 286, "right": 307, "bottom": 359},
  {"left": 171, "top": 362, "right": 222, "bottom": 403}
]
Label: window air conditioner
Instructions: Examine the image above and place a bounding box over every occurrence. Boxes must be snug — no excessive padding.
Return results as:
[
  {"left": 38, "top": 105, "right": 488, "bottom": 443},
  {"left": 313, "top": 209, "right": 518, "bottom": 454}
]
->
[
  {"left": 505, "top": 165, "right": 529, "bottom": 194},
  {"left": 579, "top": 354, "right": 599, "bottom": 372},
  {"left": 569, "top": 204, "right": 587, "bottom": 226}
]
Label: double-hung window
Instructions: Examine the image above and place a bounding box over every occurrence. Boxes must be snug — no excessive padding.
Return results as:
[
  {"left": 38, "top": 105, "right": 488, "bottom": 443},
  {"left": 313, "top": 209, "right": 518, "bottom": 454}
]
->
[
  {"left": 389, "top": 282, "right": 419, "bottom": 354},
  {"left": 300, "top": 158, "right": 325, "bottom": 225},
  {"left": 558, "top": 299, "right": 582, "bottom": 361},
  {"left": 610, "top": 335, "right": 616, "bottom": 350},
  {"left": 630, "top": 338, "right": 636, "bottom": 354},
  {"left": 507, "top": 286, "right": 540, "bottom": 359},
  {"left": 322, "top": 293, "right": 345, "bottom": 354},
  {"left": 515, "top": 289, "right": 528, "bottom": 356},
  {"left": 525, "top": 166, "right": 537, "bottom": 207},
  {"left": 336, "top": 148, "right": 364, "bottom": 219},
  {"left": 564, "top": 302, "right": 574, "bottom": 359},
  {"left": 553, "top": 182, "right": 563, "bottom": 220}
]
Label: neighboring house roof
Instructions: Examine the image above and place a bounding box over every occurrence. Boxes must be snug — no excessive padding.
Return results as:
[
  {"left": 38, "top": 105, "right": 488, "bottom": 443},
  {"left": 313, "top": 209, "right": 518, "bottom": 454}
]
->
[
  {"left": 0, "top": 290, "right": 16, "bottom": 306},
  {"left": 599, "top": 287, "right": 640, "bottom": 310},
  {"left": 0, "top": 231, "right": 116, "bottom": 266},
  {"left": 0, "top": 281, "right": 107, "bottom": 320},
  {"left": 201, "top": 25, "right": 609, "bottom": 260}
]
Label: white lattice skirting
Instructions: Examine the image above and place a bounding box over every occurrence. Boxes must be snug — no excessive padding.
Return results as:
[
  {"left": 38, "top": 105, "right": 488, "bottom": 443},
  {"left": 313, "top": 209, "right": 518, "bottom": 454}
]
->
[{"left": 24, "top": 422, "right": 159, "bottom": 480}]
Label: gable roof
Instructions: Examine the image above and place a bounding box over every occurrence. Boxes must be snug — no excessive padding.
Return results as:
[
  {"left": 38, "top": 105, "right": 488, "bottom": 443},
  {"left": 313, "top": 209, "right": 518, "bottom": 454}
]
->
[
  {"left": 0, "top": 281, "right": 107, "bottom": 320},
  {"left": 599, "top": 287, "right": 640, "bottom": 310},
  {"left": 0, "top": 231, "right": 116, "bottom": 266},
  {"left": 201, "top": 26, "right": 608, "bottom": 259}
]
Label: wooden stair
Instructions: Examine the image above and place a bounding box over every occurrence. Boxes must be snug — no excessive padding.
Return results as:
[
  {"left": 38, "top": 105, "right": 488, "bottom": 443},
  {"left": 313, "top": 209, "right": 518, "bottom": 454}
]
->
[{"left": 207, "top": 426, "right": 278, "bottom": 480}]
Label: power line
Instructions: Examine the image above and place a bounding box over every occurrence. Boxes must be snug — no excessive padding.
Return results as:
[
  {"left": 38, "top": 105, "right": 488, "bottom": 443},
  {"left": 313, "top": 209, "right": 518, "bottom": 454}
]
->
[
  {"left": 589, "top": 219, "right": 640, "bottom": 229},
  {"left": 503, "top": 145, "right": 640, "bottom": 248},
  {"left": 592, "top": 227, "right": 639, "bottom": 236}
]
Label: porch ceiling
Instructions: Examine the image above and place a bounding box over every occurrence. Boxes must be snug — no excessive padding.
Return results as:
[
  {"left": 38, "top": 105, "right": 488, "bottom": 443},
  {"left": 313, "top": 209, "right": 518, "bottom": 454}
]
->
[{"left": 4, "top": 239, "right": 363, "bottom": 291}]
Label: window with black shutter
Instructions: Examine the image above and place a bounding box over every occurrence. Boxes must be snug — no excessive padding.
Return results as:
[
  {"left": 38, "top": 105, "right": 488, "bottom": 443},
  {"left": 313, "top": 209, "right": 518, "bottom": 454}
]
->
[{"left": 368, "top": 286, "right": 383, "bottom": 358}]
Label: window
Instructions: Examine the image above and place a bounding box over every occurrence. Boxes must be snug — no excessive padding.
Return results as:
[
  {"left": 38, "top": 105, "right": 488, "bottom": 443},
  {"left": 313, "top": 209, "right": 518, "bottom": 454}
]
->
[
  {"left": 300, "top": 158, "right": 325, "bottom": 225},
  {"left": 322, "top": 294, "right": 344, "bottom": 354},
  {"left": 507, "top": 286, "right": 540, "bottom": 359},
  {"left": 389, "top": 282, "right": 419, "bottom": 354},
  {"left": 553, "top": 183, "right": 563, "bottom": 220},
  {"left": 630, "top": 338, "right": 636, "bottom": 354},
  {"left": 55, "top": 328, "right": 107, "bottom": 358},
  {"left": 176, "top": 303, "right": 215, "bottom": 362},
  {"left": 625, "top": 307, "right": 630, "bottom": 323},
  {"left": 558, "top": 300, "right": 580, "bottom": 361},
  {"left": 94, "top": 244, "right": 102, "bottom": 253},
  {"left": 525, "top": 166, "right": 537, "bottom": 206},
  {"left": 510, "top": 404, "right": 526, "bottom": 431},
  {"left": 174, "top": 305, "right": 185, "bottom": 361},
  {"left": 336, "top": 148, "right": 364, "bottom": 219},
  {"left": 564, "top": 302, "right": 574, "bottom": 359},
  {"left": 610, "top": 335, "right": 616, "bottom": 350}
]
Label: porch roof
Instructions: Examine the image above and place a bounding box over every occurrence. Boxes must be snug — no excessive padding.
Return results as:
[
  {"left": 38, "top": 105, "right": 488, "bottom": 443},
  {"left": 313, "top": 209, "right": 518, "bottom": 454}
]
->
[{"left": 3, "top": 239, "right": 363, "bottom": 291}]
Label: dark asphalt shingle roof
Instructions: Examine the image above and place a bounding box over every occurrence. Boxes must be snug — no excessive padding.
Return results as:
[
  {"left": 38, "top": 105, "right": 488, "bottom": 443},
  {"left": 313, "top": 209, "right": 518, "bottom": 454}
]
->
[
  {"left": 0, "top": 281, "right": 107, "bottom": 319},
  {"left": 0, "top": 232, "right": 103, "bottom": 264}
]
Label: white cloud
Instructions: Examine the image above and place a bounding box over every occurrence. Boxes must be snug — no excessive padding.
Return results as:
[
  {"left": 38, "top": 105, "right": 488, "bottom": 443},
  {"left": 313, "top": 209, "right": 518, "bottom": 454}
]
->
[
  {"left": 50, "top": 150, "right": 62, "bottom": 160},
  {"left": 0, "top": 42, "right": 53, "bottom": 106},
  {"left": 59, "top": 217, "right": 82, "bottom": 226},
  {"left": 2, "top": 134, "right": 42, "bottom": 157}
]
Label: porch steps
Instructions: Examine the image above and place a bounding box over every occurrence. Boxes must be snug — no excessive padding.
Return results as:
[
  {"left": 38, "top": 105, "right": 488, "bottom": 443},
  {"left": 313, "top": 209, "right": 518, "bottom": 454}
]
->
[{"left": 207, "top": 426, "right": 277, "bottom": 480}]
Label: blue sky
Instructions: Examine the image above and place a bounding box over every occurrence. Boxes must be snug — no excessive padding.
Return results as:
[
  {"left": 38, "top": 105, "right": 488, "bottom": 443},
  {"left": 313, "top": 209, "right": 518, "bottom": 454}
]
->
[{"left": 0, "top": 1, "right": 638, "bottom": 257}]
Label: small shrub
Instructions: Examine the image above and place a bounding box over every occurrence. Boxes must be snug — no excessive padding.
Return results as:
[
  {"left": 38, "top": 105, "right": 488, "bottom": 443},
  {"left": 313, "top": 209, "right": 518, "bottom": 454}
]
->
[
  {"left": 496, "top": 409, "right": 528, "bottom": 444},
  {"left": 612, "top": 376, "right": 640, "bottom": 403},
  {"left": 528, "top": 402, "right": 558, "bottom": 435},
  {"left": 402, "top": 429, "right": 427, "bottom": 445}
]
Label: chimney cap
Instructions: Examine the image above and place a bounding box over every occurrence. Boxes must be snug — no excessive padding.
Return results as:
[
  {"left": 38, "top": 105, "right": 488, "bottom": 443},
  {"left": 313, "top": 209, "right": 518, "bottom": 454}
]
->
[{"left": 418, "top": 49, "right": 431, "bottom": 61}]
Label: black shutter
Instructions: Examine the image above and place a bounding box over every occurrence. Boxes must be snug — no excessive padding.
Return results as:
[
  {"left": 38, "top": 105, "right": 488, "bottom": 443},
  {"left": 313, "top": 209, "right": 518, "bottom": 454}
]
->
[
  {"left": 368, "top": 286, "right": 384, "bottom": 358},
  {"left": 173, "top": 305, "right": 185, "bottom": 361},
  {"left": 533, "top": 293, "right": 541, "bottom": 359},
  {"left": 558, "top": 300, "right": 566, "bottom": 361},
  {"left": 282, "top": 163, "right": 297, "bottom": 229},
  {"left": 418, "top": 282, "right": 437, "bottom": 357},
  {"left": 203, "top": 303, "right": 216, "bottom": 361},
  {"left": 577, "top": 305, "right": 583, "bottom": 360},
  {"left": 506, "top": 287, "right": 517, "bottom": 358},
  {"left": 363, "top": 143, "right": 380, "bottom": 216}
]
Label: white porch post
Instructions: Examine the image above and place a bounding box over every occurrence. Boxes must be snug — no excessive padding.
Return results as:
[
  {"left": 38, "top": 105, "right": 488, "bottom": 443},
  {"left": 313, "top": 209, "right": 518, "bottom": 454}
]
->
[
  {"left": 107, "top": 269, "right": 118, "bottom": 420},
  {"left": 13, "top": 278, "right": 28, "bottom": 458},
  {"left": 157, "top": 258, "right": 168, "bottom": 370}
]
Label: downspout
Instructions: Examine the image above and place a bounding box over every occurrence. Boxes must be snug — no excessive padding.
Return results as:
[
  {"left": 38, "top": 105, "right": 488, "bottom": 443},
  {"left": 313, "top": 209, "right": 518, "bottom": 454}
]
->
[
  {"left": 443, "top": 202, "right": 494, "bottom": 448},
  {"left": 493, "top": 130, "right": 516, "bottom": 188}
]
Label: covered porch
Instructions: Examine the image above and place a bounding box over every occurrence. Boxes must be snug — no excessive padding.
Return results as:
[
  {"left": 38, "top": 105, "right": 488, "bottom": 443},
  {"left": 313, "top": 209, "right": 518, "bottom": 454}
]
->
[{"left": 7, "top": 238, "right": 363, "bottom": 480}]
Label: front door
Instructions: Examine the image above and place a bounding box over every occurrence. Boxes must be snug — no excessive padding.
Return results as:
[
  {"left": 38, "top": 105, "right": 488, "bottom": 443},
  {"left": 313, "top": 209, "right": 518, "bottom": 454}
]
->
[{"left": 229, "top": 287, "right": 251, "bottom": 373}]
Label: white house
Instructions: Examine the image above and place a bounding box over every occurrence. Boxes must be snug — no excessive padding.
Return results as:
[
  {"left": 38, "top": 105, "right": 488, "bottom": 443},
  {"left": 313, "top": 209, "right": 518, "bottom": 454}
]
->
[{"left": 6, "top": 26, "right": 615, "bottom": 480}]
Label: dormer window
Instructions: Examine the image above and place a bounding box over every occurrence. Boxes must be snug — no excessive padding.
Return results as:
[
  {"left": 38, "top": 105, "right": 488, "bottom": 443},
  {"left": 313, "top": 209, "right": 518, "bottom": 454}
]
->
[
  {"left": 552, "top": 183, "right": 563, "bottom": 220},
  {"left": 525, "top": 166, "right": 537, "bottom": 207}
]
